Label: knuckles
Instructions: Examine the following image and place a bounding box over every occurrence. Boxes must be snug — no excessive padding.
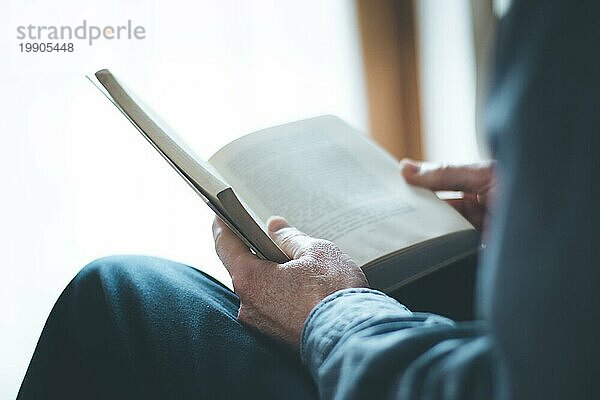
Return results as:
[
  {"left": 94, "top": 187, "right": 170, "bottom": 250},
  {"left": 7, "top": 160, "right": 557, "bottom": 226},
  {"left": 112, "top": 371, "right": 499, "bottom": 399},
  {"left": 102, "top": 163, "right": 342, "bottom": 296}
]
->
[
  {"left": 305, "top": 239, "right": 358, "bottom": 269},
  {"left": 294, "top": 239, "right": 362, "bottom": 280},
  {"left": 304, "top": 239, "right": 339, "bottom": 258}
]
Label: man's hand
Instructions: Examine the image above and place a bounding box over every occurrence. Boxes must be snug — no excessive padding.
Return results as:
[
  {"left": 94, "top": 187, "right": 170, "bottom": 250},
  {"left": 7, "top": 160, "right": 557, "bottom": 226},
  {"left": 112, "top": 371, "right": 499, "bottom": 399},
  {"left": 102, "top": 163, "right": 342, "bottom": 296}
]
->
[
  {"left": 212, "top": 216, "right": 368, "bottom": 349},
  {"left": 401, "top": 159, "right": 496, "bottom": 231}
]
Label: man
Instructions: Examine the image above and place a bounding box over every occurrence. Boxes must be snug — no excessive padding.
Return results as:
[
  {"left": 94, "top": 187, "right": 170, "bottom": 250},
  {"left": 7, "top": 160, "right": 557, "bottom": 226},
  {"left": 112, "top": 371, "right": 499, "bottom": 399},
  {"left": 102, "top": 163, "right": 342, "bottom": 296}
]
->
[{"left": 19, "top": 1, "right": 599, "bottom": 399}]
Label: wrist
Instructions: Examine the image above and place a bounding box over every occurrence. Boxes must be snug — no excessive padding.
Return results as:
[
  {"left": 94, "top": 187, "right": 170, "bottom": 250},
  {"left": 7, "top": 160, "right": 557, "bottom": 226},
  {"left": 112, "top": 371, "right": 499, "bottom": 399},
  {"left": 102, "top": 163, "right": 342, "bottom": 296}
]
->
[{"left": 300, "top": 288, "right": 407, "bottom": 365}]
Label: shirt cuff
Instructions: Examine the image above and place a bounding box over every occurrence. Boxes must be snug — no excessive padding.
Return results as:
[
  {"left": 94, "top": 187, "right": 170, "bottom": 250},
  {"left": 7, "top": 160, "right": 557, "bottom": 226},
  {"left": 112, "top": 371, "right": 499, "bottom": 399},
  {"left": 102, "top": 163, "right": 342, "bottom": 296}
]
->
[{"left": 300, "top": 288, "right": 411, "bottom": 367}]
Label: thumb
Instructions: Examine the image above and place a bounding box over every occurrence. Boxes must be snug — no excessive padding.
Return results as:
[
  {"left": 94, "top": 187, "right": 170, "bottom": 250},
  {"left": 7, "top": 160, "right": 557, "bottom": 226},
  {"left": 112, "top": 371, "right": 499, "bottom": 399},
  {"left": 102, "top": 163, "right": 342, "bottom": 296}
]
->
[
  {"left": 267, "top": 216, "right": 314, "bottom": 260},
  {"left": 401, "top": 159, "right": 493, "bottom": 193}
]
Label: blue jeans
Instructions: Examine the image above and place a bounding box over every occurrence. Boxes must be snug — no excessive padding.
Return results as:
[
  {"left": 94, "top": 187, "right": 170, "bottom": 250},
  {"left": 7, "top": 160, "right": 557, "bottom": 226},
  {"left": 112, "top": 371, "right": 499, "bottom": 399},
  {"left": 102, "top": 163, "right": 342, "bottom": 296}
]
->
[{"left": 18, "top": 256, "right": 317, "bottom": 399}]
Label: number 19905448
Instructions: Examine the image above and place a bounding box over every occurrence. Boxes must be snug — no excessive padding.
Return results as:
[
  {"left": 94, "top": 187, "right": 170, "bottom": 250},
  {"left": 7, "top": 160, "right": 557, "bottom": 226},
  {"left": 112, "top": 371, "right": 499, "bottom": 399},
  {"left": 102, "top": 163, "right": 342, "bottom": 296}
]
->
[{"left": 19, "top": 42, "right": 74, "bottom": 52}]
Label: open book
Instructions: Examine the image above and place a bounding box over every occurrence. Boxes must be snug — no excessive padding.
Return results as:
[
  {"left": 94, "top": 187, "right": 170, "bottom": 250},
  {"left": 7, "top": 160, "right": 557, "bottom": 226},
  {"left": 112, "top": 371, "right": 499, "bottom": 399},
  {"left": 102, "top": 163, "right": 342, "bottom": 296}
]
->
[{"left": 89, "top": 69, "right": 479, "bottom": 293}]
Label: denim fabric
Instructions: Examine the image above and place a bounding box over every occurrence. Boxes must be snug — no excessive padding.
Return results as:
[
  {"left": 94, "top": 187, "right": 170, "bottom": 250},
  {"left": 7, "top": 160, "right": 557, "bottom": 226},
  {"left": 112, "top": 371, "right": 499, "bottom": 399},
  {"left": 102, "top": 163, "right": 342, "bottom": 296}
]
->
[{"left": 18, "top": 256, "right": 317, "bottom": 400}]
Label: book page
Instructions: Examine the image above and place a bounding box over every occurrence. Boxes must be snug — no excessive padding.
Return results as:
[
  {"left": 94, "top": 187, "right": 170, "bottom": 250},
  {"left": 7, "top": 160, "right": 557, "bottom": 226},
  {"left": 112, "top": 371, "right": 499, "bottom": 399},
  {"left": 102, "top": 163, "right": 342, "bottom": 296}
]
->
[{"left": 209, "top": 116, "right": 473, "bottom": 266}]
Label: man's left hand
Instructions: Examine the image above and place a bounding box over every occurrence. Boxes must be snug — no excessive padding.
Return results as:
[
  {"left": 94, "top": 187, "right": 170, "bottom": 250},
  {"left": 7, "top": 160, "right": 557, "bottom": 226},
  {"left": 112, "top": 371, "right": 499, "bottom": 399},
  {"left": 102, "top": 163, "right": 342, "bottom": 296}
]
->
[{"left": 212, "top": 216, "right": 368, "bottom": 349}]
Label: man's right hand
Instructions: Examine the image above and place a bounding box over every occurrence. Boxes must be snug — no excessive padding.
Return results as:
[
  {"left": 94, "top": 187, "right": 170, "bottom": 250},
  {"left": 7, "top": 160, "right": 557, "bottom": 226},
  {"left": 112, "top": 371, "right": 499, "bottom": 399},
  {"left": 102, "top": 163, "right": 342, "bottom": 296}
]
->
[{"left": 401, "top": 159, "right": 496, "bottom": 231}]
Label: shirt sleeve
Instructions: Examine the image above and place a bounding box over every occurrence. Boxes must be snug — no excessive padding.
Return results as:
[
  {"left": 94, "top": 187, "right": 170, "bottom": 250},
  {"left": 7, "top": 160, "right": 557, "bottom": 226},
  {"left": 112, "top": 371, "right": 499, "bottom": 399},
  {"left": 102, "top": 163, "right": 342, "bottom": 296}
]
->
[{"left": 301, "top": 288, "right": 493, "bottom": 400}]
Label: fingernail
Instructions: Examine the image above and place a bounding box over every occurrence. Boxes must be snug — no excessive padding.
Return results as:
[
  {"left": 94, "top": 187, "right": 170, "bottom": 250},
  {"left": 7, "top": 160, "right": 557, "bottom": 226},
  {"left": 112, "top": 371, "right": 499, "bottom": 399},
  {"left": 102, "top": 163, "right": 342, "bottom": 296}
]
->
[
  {"left": 267, "top": 216, "right": 289, "bottom": 232},
  {"left": 401, "top": 159, "right": 421, "bottom": 175}
]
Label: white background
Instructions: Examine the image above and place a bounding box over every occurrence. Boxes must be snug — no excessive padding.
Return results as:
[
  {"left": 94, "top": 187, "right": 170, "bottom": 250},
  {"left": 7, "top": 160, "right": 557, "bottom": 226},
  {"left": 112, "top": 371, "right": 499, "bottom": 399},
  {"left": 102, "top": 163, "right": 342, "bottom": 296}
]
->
[{"left": 0, "top": 0, "right": 479, "bottom": 397}]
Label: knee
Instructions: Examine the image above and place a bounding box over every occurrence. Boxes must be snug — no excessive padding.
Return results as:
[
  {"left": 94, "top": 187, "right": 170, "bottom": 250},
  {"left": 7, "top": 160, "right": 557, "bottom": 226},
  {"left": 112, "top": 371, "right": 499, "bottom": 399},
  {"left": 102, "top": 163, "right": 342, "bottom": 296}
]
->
[
  {"left": 57, "top": 256, "right": 152, "bottom": 350},
  {"left": 72, "top": 255, "right": 200, "bottom": 297},
  {"left": 71, "top": 255, "right": 229, "bottom": 308},
  {"left": 71, "top": 255, "right": 151, "bottom": 299},
  {"left": 75, "top": 255, "right": 132, "bottom": 286},
  {"left": 65, "top": 256, "right": 158, "bottom": 326}
]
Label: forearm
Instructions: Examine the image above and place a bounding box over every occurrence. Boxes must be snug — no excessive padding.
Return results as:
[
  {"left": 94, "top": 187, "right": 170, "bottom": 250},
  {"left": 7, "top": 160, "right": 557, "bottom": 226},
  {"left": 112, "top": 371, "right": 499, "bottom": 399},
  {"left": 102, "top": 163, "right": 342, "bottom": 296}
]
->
[{"left": 301, "top": 289, "right": 493, "bottom": 400}]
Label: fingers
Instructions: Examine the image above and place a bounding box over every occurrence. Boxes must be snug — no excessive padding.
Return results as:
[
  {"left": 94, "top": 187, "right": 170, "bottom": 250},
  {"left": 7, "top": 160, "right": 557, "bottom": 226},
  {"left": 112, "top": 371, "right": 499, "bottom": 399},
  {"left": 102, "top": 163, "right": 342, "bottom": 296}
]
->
[
  {"left": 476, "top": 183, "right": 497, "bottom": 207},
  {"left": 445, "top": 198, "right": 466, "bottom": 215},
  {"left": 445, "top": 193, "right": 486, "bottom": 231},
  {"left": 401, "top": 158, "right": 494, "bottom": 194},
  {"left": 212, "top": 218, "right": 261, "bottom": 278},
  {"left": 267, "top": 216, "right": 314, "bottom": 260}
]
